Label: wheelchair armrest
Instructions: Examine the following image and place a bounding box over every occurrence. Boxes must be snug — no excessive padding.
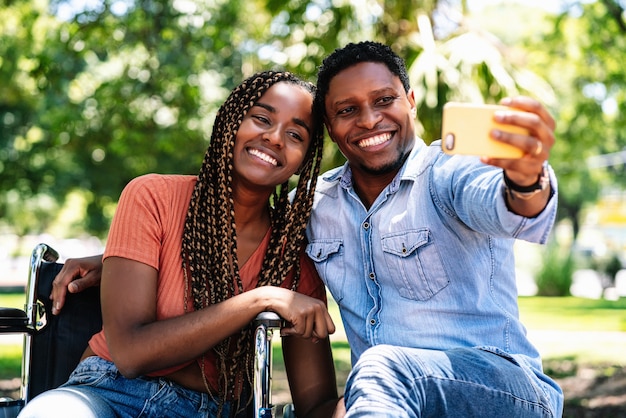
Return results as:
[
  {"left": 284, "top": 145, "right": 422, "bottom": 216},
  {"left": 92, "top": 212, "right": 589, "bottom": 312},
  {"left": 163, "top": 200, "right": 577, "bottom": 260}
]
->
[{"left": 0, "top": 307, "right": 29, "bottom": 332}]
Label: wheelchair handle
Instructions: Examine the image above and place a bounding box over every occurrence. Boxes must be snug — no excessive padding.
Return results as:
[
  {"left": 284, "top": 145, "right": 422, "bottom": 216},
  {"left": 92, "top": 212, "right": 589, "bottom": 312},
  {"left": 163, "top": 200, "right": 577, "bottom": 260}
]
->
[
  {"left": 22, "top": 243, "right": 60, "bottom": 404},
  {"left": 253, "top": 312, "right": 283, "bottom": 418},
  {"left": 26, "top": 244, "right": 59, "bottom": 326},
  {"left": 253, "top": 311, "right": 282, "bottom": 329}
]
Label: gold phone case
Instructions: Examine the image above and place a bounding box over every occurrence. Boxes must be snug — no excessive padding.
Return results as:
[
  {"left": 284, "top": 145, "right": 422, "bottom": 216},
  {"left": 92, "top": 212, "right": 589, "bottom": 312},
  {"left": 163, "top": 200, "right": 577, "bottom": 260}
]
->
[{"left": 441, "top": 102, "right": 528, "bottom": 159}]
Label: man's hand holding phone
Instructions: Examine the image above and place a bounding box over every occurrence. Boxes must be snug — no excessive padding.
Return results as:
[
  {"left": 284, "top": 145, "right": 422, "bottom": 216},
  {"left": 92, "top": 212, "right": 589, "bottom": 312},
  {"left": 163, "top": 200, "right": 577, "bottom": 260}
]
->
[
  {"left": 441, "top": 102, "right": 529, "bottom": 159},
  {"left": 441, "top": 97, "right": 556, "bottom": 218}
]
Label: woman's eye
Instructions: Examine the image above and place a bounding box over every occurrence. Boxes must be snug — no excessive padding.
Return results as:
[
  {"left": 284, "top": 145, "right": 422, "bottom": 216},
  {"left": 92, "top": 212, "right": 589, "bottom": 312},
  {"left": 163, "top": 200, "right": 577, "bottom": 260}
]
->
[
  {"left": 253, "top": 115, "right": 270, "bottom": 124},
  {"left": 288, "top": 131, "right": 305, "bottom": 142}
]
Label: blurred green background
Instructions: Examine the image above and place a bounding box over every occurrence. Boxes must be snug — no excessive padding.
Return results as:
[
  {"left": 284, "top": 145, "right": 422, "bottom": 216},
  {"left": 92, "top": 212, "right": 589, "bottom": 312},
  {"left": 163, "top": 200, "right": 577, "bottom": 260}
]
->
[
  {"left": 1, "top": 0, "right": 625, "bottom": 277},
  {"left": 2, "top": 3, "right": 626, "bottom": 415}
]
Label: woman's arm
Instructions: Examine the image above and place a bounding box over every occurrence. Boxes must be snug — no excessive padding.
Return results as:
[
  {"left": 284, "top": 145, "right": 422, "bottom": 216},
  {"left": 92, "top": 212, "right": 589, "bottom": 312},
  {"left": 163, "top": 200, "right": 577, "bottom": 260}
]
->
[{"left": 102, "top": 256, "right": 335, "bottom": 378}]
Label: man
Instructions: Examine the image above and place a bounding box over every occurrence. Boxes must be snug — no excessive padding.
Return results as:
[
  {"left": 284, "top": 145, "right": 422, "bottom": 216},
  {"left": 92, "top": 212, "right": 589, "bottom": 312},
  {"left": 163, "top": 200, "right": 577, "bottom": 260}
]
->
[
  {"left": 52, "top": 41, "right": 562, "bottom": 417},
  {"left": 304, "top": 41, "right": 562, "bottom": 417}
]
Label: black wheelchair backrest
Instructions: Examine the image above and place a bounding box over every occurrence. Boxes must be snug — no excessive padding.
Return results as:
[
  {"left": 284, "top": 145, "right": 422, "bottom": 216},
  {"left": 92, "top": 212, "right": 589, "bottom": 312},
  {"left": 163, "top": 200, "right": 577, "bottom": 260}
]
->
[
  {"left": 28, "top": 261, "right": 102, "bottom": 399},
  {"left": 0, "top": 243, "right": 103, "bottom": 404}
]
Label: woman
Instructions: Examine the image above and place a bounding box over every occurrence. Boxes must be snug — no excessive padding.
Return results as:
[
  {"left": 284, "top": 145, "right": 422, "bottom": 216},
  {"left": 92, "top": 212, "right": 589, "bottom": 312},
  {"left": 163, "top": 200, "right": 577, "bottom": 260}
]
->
[{"left": 21, "top": 71, "right": 340, "bottom": 417}]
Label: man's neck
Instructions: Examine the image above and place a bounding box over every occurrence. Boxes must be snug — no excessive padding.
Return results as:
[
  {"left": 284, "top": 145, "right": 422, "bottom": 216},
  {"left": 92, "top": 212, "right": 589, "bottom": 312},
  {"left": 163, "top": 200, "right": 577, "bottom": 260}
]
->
[
  {"left": 350, "top": 169, "right": 399, "bottom": 210},
  {"left": 348, "top": 146, "right": 413, "bottom": 209}
]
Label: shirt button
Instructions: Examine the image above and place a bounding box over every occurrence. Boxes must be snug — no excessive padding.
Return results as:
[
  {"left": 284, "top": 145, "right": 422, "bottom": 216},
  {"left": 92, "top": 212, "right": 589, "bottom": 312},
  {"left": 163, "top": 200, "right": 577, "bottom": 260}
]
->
[
  {"left": 363, "top": 222, "right": 369, "bottom": 229},
  {"left": 369, "top": 272, "right": 375, "bottom": 280},
  {"left": 369, "top": 319, "right": 376, "bottom": 325}
]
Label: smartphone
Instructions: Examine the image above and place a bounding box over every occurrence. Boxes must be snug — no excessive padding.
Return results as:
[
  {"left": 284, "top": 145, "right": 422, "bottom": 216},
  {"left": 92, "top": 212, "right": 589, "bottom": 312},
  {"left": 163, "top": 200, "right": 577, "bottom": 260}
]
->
[{"left": 441, "top": 102, "right": 528, "bottom": 159}]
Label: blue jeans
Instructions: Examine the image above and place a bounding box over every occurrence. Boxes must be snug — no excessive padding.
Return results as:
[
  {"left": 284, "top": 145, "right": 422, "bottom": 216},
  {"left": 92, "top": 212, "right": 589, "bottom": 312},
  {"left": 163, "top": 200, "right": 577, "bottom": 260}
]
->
[
  {"left": 18, "top": 356, "right": 249, "bottom": 418},
  {"left": 343, "top": 345, "right": 563, "bottom": 418}
]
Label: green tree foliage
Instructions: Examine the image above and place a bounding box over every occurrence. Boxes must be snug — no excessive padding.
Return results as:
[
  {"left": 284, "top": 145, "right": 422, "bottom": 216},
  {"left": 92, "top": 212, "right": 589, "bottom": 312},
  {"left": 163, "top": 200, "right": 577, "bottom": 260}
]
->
[
  {"left": 2, "top": 0, "right": 272, "bottom": 234},
  {"left": 536, "top": 241, "right": 574, "bottom": 296},
  {"left": 0, "top": 0, "right": 70, "bottom": 234},
  {"left": 1, "top": 0, "right": 381, "bottom": 237},
  {"left": 405, "top": 3, "right": 558, "bottom": 144},
  {"left": 540, "top": 0, "right": 626, "bottom": 238},
  {"left": 2, "top": 0, "right": 624, "bottom": 244}
]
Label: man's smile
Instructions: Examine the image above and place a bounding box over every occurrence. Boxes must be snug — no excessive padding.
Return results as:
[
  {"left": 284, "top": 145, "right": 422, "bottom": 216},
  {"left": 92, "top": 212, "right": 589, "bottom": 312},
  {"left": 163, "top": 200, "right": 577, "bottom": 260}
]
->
[{"left": 357, "top": 132, "right": 392, "bottom": 149}]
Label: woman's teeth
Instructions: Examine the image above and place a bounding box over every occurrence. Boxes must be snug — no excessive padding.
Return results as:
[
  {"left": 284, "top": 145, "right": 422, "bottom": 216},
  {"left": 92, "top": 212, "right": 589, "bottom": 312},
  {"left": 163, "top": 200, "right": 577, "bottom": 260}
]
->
[{"left": 249, "top": 149, "right": 278, "bottom": 166}]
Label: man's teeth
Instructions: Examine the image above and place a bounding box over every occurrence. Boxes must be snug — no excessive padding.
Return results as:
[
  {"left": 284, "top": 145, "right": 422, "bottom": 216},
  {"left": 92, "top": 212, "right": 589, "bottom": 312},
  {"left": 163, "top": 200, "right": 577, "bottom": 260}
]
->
[
  {"left": 358, "top": 133, "right": 391, "bottom": 148},
  {"left": 249, "top": 149, "right": 278, "bottom": 166}
]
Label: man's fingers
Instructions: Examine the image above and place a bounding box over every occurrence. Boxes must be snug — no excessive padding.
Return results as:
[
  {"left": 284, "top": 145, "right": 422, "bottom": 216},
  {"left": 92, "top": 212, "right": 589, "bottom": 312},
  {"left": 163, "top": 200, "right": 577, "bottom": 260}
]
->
[
  {"left": 68, "top": 281, "right": 79, "bottom": 293},
  {"left": 69, "top": 272, "right": 101, "bottom": 293}
]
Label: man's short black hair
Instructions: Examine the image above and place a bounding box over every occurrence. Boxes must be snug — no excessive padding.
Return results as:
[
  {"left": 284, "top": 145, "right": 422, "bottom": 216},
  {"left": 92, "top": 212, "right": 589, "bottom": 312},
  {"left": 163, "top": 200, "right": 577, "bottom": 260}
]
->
[{"left": 315, "top": 41, "right": 411, "bottom": 118}]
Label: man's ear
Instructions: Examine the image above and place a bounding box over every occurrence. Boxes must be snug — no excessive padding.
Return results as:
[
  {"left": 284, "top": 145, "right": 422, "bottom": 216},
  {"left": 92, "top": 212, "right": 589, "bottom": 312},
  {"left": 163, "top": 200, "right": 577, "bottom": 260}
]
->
[{"left": 407, "top": 88, "right": 417, "bottom": 116}]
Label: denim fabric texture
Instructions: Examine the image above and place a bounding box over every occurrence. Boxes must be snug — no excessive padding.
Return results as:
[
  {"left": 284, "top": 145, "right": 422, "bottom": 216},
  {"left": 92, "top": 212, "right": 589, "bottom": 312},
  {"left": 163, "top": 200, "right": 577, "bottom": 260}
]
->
[
  {"left": 18, "top": 356, "right": 246, "bottom": 418},
  {"left": 305, "top": 139, "right": 563, "bottom": 417},
  {"left": 343, "top": 345, "right": 562, "bottom": 418}
]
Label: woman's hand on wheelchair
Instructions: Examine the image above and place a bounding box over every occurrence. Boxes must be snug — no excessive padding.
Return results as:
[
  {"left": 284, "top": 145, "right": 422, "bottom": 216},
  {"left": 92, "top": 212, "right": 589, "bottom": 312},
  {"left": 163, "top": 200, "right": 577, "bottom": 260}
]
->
[{"left": 260, "top": 286, "right": 335, "bottom": 342}]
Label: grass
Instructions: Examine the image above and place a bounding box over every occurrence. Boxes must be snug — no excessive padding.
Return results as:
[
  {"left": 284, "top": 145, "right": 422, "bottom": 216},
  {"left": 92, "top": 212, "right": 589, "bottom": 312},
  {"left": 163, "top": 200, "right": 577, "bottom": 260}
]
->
[
  {"left": 1, "top": 293, "right": 25, "bottom": 379},
  {"left": 0, "top": 345, "right": 21, "bottom": 380},
  {"left": 518, "top": 296, "right": 626, "bottom": 332},
  {"left": 0, "top": 293, "right": 24, "bottom": 310},
  {"left": 518, "top": 296, "right": 626, "bottom": 366}
]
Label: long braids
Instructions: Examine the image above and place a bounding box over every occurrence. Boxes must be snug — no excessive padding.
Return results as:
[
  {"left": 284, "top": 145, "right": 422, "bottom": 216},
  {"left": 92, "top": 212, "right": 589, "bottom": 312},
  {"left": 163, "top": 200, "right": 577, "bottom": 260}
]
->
[{"left": 181, "top": 71, "right": 324, "bottom": 415}]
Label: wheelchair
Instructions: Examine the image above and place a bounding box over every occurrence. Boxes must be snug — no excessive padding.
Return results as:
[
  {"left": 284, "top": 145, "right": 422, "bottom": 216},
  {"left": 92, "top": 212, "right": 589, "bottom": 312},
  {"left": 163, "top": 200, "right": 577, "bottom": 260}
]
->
[{"left": 0, "top": 243, "right": 295, "bottom": 418}]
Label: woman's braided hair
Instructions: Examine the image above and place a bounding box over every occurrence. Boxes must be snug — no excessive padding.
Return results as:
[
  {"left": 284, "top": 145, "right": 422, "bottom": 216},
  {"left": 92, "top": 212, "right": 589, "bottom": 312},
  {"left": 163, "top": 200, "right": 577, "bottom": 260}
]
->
[{"left": 181, "top": 71, "right": 323, "bottom": 413}]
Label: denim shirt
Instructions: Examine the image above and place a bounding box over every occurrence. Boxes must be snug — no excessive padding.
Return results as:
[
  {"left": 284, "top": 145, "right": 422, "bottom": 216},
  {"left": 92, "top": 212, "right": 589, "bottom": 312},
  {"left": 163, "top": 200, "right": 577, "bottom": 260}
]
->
[{"left": 305, "top": 139, "right": 558, "bottom": 373}]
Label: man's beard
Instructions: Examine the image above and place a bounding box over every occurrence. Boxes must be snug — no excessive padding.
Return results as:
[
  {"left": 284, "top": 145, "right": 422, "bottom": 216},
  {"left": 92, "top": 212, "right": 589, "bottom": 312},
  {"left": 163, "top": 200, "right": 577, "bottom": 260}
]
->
[{"left": 360, "top": 149, "right": 411, "bottom": 176}]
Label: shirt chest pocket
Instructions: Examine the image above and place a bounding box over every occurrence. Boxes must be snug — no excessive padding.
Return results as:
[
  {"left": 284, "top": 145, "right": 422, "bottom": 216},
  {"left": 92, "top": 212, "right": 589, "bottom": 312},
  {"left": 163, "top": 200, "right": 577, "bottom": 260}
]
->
[
  {"left": 381, "top": 229, "right": 449, "bottom": 301},
  {"left": 306, "top": 240, "right": 345, "bottom": 302}
]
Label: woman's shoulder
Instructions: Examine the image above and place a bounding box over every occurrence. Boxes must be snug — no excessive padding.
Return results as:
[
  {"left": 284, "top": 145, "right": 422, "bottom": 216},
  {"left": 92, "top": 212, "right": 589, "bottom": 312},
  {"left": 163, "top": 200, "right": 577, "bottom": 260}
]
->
[
  {"left": 124, "top": 173, "right": 196, "bottom": 191},
  {"left": 122, "top": 174, "right": 198, "bottom": 202},
  {"left": 127, "top": 173, "right": 196, "bottom": 186}
]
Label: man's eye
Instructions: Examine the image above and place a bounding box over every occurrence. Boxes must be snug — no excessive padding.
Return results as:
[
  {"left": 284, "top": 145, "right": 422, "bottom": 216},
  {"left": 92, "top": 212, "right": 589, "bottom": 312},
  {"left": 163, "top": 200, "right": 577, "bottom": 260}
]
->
[
  {"left": 337, "top": 106, "right": 354, "bottom": 116},
  {"left": 377, "top": 96, "right": 395, "bottom": 105}
]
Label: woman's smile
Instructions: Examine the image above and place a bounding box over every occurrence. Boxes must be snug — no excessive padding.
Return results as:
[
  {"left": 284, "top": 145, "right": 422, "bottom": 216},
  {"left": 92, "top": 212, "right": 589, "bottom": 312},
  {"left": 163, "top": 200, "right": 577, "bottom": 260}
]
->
[{"left": 248, "top": 147, "right": 279, "bottom": 167}]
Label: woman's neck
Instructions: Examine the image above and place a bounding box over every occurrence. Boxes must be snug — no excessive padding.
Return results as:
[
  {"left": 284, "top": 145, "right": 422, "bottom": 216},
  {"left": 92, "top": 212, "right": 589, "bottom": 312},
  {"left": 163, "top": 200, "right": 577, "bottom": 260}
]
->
[{"left": 232, "top": 191, "right": 272, "bottom": 266}]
